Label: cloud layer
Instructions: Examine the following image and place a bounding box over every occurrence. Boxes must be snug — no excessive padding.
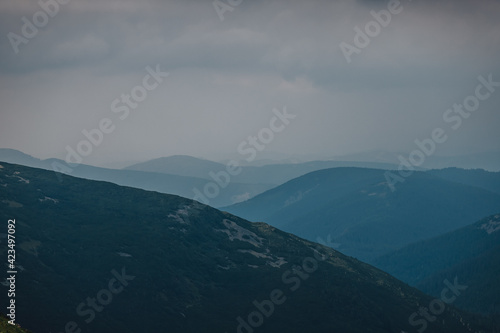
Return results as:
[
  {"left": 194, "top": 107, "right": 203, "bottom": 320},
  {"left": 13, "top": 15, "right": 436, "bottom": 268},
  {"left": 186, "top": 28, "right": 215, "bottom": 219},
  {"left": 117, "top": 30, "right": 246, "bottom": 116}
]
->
[{"left": 1, "top": 0, "right": 499, "bottom": 165}]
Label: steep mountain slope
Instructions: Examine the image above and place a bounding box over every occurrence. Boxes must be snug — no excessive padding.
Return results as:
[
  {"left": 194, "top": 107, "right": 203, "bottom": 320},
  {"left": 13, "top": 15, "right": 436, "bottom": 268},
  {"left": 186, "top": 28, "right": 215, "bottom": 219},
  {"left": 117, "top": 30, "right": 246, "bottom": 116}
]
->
[
  {"left": 374, "top": 214, "right": 500, "bottom": 315},
  {"left": 0, "top": 163, "right": 493, "bottom": 333},
  {"left": 224, "top": 167, "right": 500, "bottom": 262},
  {"left": 0, "top": 149, "right": 272, "bottom": 207}
]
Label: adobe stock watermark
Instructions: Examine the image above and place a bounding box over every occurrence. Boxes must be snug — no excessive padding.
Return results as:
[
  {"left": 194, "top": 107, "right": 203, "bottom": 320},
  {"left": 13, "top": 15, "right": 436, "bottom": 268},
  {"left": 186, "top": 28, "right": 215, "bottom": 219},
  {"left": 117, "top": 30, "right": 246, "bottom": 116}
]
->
[
  {"left": 51, "top": 65, "right": 169, "bottom": 180},
  {"left": 192, "top": 106, "right": 296, "bottom": 205},
  {"left": 235, "top": 248, "right": 327, "bottom": 333},
  {"left": 7, "top": 0, "right": 71, "bottom": 55},
  {"left": 339, "top": 0, "right": 406, "bottom": 63},
  {"left": 407, "top": 276, "right": 467, "bottom": 333},
  {"left": 385, "top": 73, "right": 499, "bottom": 191},
  {"left": 54, "top": 267, "right": 135, "bottom": 333},
  {"left": 213, "top": 0, "right": 242, "bottom": 21}
]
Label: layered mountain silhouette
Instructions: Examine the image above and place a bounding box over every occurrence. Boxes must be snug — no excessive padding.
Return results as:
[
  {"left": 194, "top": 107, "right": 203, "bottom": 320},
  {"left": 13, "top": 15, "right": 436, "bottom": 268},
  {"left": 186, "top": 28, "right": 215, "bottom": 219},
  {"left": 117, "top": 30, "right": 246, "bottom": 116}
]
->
[
  {"left": 125, "top": 154, "right": 397, "bottom": 186},
  {"left": 224, "top": 167, "right": 500, "bottom": 262},
  {"left": 0, "top": 149, "right": 395, "bottom": 208},
  {"left": 0, "top": 162, "right": 493, "bottom": 333},
  {"left": 328, "top": 150, "right": 500, "bottom": 172},
  {"left": 374, "top": 213, "right": 500, "bottom": 316},
  {"left": 0, "top": 149, "right": 272, "bottom": 207}
]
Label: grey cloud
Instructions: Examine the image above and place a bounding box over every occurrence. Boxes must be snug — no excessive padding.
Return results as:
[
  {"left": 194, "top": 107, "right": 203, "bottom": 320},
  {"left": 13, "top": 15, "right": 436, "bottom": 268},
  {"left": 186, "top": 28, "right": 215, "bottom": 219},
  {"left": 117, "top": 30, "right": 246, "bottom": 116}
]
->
[{"left": 0, "top": 0, "right": 499, "bottom": 165}]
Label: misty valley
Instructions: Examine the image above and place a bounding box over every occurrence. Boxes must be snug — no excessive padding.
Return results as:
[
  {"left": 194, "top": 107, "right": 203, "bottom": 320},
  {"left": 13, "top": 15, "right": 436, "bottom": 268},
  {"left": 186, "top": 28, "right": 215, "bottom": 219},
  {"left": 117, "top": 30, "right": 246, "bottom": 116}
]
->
[{"left": 1, "top": 1, "right": 500, "bottom": 332}]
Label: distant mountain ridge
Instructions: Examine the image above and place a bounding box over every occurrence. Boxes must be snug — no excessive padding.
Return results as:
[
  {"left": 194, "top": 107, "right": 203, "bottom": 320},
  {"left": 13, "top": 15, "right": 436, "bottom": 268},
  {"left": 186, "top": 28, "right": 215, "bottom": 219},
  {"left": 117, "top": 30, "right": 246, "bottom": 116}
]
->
[
  {"left": 428, "top": 167, "right": 500, "bottom": 194},
  {"left": 329, "top": 150, "right": 500, "bottom": 172},
  {"left": 124, "top": 155, "right": 226, "bottom": 178},
  {"left": 0, "top": 162, "right": 494, "bottom": 333},
  {"left": 124, "top": 154, "right": 399, "bottom": 185},
  {"left": 224, "top": 167, "right": 500, "bottom": 262},
  {"left": 0, "top": 149, "right": 43, "bottom": 167},
  {"left": 0, "top": 149, "right": 400, "bottom": 207},
  {"left": 0, "top": 149, "right": 272, "bottom": 207},
  {"left": 374, "top": 213, "right": 500, "bottom": 316}
]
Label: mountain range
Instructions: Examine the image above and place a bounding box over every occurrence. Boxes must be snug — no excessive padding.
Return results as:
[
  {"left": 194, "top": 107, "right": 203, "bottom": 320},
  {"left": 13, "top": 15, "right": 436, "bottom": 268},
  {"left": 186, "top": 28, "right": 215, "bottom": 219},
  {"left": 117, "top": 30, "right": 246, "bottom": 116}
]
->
[
  {"left": 224, "top": 167, "right": 500, "bottom": 262},
  {"left": 374, "top": 213, "right": 500, "bottom": 316},
  {"left": 0, "top": 162, "right": 495, "bottom": 333},
  {"left": 328, "top": 150, "right": 500, "bottom": 172},
  {"left": 0, "top": 149, "right": 273, "bottom": 207},
  {"left": 124, "top": 154, "right": 398, "bottom": 185}
]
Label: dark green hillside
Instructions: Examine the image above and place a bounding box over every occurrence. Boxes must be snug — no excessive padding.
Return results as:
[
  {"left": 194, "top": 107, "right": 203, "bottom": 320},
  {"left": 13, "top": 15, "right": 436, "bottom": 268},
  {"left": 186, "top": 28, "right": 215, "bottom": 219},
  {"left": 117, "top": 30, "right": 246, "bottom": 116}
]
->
[{"left": 0, "top": 162, "right": 492, "bottom": 333}]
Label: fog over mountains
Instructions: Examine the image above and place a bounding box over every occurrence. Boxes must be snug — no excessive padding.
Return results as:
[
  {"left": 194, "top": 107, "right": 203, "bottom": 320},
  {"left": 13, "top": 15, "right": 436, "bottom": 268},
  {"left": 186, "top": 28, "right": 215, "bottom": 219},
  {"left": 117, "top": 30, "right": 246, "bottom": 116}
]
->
[
  {"left": 0, "top": 161, "right": 496, "bottom": 333},
  {"left": 1, "top": 148, "right": 500, "bottom": 332},
  {"left": 224, "top": 166, "right": 500, "bottom": 261},
  {"left": 2, "top": 0, "right": 500, "bottom": 165},
  {"left": 1, "top": 0, "right": 500, "bottom": 331}
]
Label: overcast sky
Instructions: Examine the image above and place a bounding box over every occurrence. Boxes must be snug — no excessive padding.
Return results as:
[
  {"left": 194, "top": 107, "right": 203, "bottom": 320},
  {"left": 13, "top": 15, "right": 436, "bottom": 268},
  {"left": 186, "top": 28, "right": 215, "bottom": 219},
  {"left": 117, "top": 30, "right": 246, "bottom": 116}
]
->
[{"left": 0, "top": 0, "right": 499, "bottom": 166}]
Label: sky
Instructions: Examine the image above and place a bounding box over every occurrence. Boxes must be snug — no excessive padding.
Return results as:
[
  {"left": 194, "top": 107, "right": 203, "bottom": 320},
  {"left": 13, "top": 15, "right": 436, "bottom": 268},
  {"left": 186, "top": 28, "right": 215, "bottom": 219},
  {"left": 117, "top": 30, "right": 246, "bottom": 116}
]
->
[{"left": 0, "top": 0, "right": 499, "bottom": 167}]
